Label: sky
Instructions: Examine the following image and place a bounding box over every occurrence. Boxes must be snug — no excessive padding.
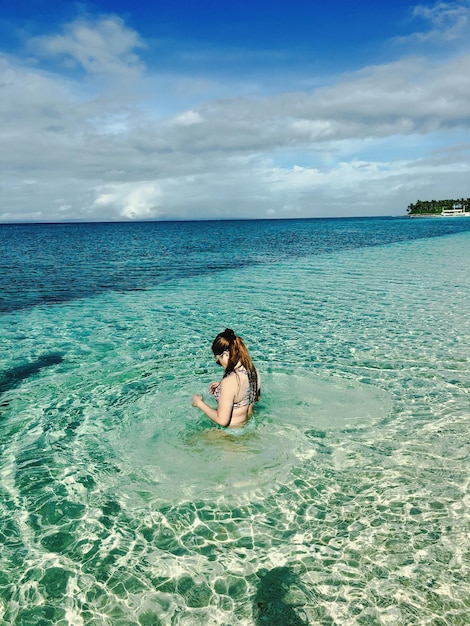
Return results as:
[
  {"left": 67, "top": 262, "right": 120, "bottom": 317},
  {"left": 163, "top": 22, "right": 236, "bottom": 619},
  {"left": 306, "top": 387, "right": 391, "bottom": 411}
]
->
[{"left": 1, "top": 0, "right": 469, "bottom": 222}]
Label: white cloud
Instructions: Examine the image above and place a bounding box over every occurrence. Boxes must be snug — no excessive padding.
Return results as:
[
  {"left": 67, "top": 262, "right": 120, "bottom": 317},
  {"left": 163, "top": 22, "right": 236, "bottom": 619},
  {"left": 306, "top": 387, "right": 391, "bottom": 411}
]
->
[
  {"left": 31, "top": 17, "right": 145, "bottom": 79},
  {"left": 93, "top": 182, "right": 162, "bottom": 219},
  {"left": 413, "top": 1, "right": 470, "bottom": 41},
  {"left": 393, "top": 1, "right": 470, "bottom": 49},
  {"left": 1, "top": 7, "right": 470, "bottom": 222},
  {"left": 171, "top": 110, "right": 204, "bottom": 126}
]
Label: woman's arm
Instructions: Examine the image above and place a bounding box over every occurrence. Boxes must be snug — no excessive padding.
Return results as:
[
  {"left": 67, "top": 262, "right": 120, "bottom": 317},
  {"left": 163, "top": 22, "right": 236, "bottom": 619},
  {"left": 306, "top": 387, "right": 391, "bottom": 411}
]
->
[{"left": 192, "top": 376, "right": 235, "bottom": 427}]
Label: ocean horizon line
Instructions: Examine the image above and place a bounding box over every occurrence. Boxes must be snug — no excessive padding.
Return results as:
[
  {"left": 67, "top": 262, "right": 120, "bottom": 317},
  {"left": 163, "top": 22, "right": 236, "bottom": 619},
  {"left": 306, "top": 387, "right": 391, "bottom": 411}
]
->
[{"left": 0, "top": 214, "right": 405, "bottom": 226}]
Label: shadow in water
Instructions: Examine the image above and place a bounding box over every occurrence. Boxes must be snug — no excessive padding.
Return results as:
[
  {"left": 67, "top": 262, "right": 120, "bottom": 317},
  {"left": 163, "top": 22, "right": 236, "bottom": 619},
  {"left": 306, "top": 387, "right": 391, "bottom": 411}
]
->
[
  {"left": 253, "top": 566, "right": 308, "bottom": 625},
  {"left": 0, "top": 353, "right": 64, "bottom": 395}
]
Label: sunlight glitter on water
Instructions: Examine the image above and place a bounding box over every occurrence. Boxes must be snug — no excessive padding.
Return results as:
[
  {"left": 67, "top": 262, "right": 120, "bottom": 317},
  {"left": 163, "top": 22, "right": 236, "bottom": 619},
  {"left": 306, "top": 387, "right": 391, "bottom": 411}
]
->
[{"left": 1, "top": 232, "right": 469, "bottom": 624}]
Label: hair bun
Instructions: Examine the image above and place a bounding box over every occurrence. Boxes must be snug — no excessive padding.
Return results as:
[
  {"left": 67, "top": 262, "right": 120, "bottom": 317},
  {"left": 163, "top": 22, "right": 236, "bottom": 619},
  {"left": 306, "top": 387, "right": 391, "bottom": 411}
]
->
[{"left": 224, "top": 328, "right": 236, "bottom": 341}]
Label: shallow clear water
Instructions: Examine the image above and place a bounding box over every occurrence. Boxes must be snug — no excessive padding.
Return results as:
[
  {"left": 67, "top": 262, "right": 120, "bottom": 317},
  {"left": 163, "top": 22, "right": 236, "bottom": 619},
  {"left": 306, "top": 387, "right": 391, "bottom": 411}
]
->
[{"left": 1, "top": 220, "right": 470, "bottom": 624}]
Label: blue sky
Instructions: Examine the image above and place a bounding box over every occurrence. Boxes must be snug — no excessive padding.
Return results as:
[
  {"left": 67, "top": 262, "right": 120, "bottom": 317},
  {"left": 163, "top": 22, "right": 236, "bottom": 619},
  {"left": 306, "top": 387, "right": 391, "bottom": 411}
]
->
[{"left": 1, "top": 0, "right": 469, "bottom": 221}]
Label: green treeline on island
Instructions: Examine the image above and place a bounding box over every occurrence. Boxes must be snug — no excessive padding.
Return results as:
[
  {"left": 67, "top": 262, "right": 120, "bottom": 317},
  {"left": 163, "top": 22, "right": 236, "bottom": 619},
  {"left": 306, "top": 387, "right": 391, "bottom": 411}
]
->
[{"left": 407, "top": 198, "right": 470, "bottom": 215}]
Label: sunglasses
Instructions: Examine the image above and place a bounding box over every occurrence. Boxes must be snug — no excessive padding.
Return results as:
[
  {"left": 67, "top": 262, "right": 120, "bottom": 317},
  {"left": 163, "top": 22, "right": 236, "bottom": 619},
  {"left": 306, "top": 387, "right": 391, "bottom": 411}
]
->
[{"left": 215, "top": 351, "right": 228, "bottom": 364}]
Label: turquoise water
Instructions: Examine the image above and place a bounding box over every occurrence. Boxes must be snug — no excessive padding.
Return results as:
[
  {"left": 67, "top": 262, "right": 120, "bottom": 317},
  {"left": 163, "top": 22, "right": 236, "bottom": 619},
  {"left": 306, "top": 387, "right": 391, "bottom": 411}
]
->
[{"left": 1, "top": 221, "right": 470, "bottom": 624}]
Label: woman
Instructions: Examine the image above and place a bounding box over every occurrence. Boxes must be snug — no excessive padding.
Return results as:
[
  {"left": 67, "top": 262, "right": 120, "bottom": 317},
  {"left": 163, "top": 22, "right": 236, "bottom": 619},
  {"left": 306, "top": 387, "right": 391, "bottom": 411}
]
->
[{"left": 192, "top": 328, "right": 260, "bottom": 428}]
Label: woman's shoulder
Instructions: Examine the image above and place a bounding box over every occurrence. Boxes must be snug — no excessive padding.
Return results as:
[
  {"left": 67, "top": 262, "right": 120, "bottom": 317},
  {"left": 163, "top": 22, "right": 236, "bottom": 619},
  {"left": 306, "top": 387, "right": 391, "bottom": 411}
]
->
[
  {"left": 222, "top": 370, "right": 239, "bottom": 383},
  {"left": 224, "top": 367, "right": 248, "bottom": 384}
]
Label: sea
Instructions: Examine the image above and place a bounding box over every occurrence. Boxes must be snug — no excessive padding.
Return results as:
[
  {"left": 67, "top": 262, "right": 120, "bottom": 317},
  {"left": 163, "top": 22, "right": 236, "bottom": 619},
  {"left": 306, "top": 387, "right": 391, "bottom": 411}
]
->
[{"left": 1, "top": 216, "right": 469, "bottom": 626}]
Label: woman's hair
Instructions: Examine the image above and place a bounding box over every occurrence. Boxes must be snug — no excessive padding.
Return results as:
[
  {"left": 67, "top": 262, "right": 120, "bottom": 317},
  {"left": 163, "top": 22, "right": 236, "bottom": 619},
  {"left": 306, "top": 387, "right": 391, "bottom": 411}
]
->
[{"left": 212, "top": 328, "right": 255, "bottom": 376}]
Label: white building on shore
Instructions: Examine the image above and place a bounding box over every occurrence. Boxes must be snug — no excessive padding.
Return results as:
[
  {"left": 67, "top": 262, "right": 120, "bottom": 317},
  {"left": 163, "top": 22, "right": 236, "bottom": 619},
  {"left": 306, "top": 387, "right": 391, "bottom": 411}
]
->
[{"left": 441, "top": 204, "right": 469, "bottom": 216}]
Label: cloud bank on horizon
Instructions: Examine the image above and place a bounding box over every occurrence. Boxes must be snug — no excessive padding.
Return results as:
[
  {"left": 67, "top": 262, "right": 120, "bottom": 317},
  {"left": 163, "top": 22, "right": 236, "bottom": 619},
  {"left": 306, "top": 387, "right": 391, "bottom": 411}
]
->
[{"left": 1, "top": 0, "right": 469, "bottom": 222}]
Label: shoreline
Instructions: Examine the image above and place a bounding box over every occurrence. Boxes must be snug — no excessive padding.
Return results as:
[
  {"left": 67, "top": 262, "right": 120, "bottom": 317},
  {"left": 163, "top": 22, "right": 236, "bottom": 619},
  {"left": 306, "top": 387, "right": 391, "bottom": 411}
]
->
[{"left": 407, "top": 213, "right": 470, "bottom": 218}]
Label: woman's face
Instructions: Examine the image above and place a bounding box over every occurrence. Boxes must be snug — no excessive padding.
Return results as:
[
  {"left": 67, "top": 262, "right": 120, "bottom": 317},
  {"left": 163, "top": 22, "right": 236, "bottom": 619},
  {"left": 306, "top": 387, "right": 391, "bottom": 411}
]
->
[{"left": 214, "top": 350, "right": 229, "bottom": 369}]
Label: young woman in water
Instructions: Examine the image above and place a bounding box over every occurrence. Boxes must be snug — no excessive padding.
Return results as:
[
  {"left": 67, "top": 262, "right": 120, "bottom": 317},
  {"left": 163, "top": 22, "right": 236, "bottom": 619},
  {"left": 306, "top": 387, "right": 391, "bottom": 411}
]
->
[{"left": 192, "top": 328, "right": 260, "bottom": 428}]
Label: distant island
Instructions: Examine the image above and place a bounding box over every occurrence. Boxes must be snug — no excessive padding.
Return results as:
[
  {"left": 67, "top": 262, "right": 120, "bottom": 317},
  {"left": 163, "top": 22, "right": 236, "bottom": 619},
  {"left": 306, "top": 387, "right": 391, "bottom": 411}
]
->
[{"left": 407, "top": 198, "right": 470, "bottom": 216}]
